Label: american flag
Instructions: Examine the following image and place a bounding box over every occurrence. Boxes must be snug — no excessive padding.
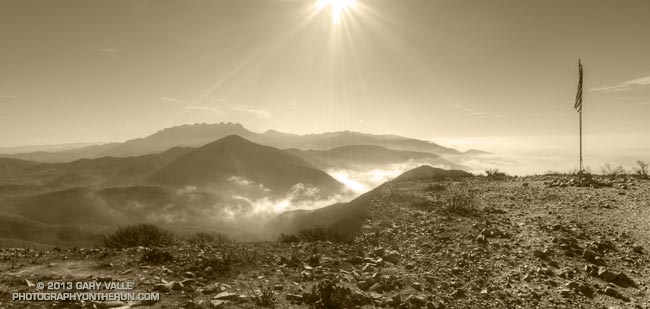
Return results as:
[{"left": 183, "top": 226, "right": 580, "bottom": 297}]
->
[{"left": 574, "top": 59, "right": 583, "bottom": 113}]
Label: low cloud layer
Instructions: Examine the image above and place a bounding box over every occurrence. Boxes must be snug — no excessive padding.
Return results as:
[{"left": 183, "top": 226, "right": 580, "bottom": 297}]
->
[{"left": 439, "top": 134, "right": 650, "bottom": 176}]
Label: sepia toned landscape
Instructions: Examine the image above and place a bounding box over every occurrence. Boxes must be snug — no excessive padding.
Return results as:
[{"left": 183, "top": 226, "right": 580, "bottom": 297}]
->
[{"left": 1, "top": 0, "right": 650, "bottom": 308}]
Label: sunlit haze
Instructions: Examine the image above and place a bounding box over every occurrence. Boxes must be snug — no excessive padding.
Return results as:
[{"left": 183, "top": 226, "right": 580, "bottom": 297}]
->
[{"left": 1, "top": 0, "right": 649, "bottom": 175}]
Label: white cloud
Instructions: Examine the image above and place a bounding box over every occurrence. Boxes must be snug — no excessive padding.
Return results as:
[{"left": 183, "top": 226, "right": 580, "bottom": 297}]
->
[
  {"left": 591, "top": 74, "right": 650, "bottom": 93},
  {"left": 212, "top": 98, "right": 272, "bottom": 119},
  {"left": 453, "top": 104, "right": 487, "bottom": 116},
  {"left": 626, "top": 75, "right": 650, "bottom": 86},
  {"left": 229, "top": 104, "right": 271, "bottom": 119},
  {"left": 161, "top": 96, "right": 227, "bottom": 116},
  {"left": 184, "top": 105, "right": 225, "bottom": 116},
  {"left": 160, "top": 96, "right": 189, "bottom": 105}
]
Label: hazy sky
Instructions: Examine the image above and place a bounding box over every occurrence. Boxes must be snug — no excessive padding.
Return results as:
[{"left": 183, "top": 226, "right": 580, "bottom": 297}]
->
[{"left": 1, "top": 0, "right": 650, "bottom": 147}]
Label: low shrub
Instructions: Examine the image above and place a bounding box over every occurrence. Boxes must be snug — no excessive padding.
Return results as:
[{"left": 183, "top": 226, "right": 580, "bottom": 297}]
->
[
  {"left": 188, "top": 232, "right": 235, "bottom": 263},
  {"left": 635, "top": 160, "right": 648, "bottom": 179},
  {"left": 443, "top": 192, "right": 477, "bottom": 216},
  {"left": 601, "top": 163, "right": 626, "bottom": 177},
  {"left": 485, "top": 169, "right": 507, "bottom": 179},
  {"left": 247, "top": 282, "right": 277, "bottom": 307},
  {"left": 188, "top": 232, "right": 231, "bottom": 247},
  {"left": 312, "top": 279, "right": 357, "bottom": 309},
  {"left": 103, "top": 224, "right": 174, "bottom": 249},
  {"left": 237, "top": 243, "right": 258, "bottom": 264}
]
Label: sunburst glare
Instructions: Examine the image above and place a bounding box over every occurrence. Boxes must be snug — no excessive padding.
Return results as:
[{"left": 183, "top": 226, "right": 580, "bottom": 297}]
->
[{"left": 317, "top": 0, "right": 358, "bottom": 23}]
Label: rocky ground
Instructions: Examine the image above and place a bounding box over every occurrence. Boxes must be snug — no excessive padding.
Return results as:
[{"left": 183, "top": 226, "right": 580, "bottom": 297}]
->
[{"left": 1, "top": 176, "right": 649, "bottom": 308}]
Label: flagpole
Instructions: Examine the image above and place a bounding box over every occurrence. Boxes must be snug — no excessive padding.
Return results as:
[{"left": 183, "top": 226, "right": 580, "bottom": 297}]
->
[{"left": 579, "top": 107, "right": 583, "bottom": 173}]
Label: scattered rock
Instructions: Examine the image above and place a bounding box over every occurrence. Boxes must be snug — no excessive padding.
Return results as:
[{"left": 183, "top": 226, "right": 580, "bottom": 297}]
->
[
  {"left": 532, "top": 249, "right": 546, "bottom": 259},
  {"left": 214, "top": 292, "right": 238, "bottom": 301},
  {"left": 357, "top": 281, "right": 371, "bottom": 291},
  {"left": 24, "top": 279, "right": 35, "bottom": 288},
  {"left": 565, "top": 281, "right": 592, "bottom": 296},
  {"left": 384, "top": 250, "right": 400, "bottom": 264},
  {"left": 171, "top": 281, "right": 184, "bottom": 291},
  {"left": 582, "top": 249, "right": 601, "bottom": 263},
  {"left": 603, "top": 287, "right": 630, "bottom": 302},
  {"left": 153, "top": 283, "right": 171, "bottom": 293},
  {"left": 286, "top": 294, "right": 303, "bottom": 302},
  {"left": 407, "top": 294, "right": 427, "bottom": 307},
  {"left": 597, "top": 267, "right": 618, "bottom": 282},
  {"left": 450, "top": 288, "right": 465, "bottom": 298}
]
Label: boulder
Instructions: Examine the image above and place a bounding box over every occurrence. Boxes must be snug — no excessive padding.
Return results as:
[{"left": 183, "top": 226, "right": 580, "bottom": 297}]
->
[{"left": 603, "top": 287, "right": 630, "bottom": 302}]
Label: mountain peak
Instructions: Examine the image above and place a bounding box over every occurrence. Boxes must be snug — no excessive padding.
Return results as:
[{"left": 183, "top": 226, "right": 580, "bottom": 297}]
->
[
  {"left": 262, "top": 129, "right": 298, "bottom": 138},
  {"left": 148, "top": 136, "right": 343, "bottom": 196},
  {"left": 208, "top": 134, "right": 250, "bottom": 145}
]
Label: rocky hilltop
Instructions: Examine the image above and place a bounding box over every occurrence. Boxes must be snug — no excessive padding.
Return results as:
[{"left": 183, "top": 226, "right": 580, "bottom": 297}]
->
[{"left": 1, "top": 172, "right": 649, "bottom": 308}]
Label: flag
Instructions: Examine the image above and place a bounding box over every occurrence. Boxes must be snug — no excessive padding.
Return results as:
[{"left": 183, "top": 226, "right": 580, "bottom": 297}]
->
[{"left": 574, "top": 59, "right": 583, "bottom": 112}]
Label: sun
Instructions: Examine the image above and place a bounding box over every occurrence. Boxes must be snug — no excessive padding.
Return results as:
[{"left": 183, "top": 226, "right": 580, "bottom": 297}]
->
[{"left": 317, "top": 0, "right": 357, "bottom": 22}]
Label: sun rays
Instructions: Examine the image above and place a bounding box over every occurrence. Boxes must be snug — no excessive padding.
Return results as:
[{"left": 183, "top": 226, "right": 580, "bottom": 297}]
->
[
  {"left": 317, "top": 0, "right": 358, "bottom": 23},
  {"left": 173, "top": 0, "right": 450, "bottom": 132}
]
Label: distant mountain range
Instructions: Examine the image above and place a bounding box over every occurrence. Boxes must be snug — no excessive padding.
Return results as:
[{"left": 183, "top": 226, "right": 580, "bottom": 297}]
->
[
  {"left": 0, "top": 143, "right": 102, "bottom": 154},
  {"left": 0, "top": 136, "right": 345, "bottom": 246},
  {"left": 0, "top": 136, "right": 345, "bottom": 197},
  {"left": 0, "top": 123, "right": 486, "bottom": 247},
  {"left": 0, "top": 122, "right": 482, "bottom": 163},
  {"left": 0, "top": 147, "right": 192, "bottom": 188}
]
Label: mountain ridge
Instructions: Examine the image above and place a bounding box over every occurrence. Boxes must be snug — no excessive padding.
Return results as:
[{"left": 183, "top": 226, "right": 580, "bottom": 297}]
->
[{"left": 0, "top": 123, "right": 476, "bottom": 163}]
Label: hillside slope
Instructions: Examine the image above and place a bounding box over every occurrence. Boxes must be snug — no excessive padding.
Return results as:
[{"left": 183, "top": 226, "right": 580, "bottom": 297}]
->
[{"left": 267, "top": 166, "right": 474, "bottom": 237}]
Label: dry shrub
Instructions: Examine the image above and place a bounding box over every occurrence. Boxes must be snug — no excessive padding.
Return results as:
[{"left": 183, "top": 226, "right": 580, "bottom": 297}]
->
[
  {"left": 443, "top": 192, "right": 477, "bottom": 216},
  {"left": 103, "top": 224, "right": 174, "bottom": 249},
  {"left": 601, "top": 163, "right": 626, "bottom": 177},
  {"left": 635, "top": 160, "right": 648, "bottom": 179},
  {"left": 312, "top": 279, "right": 355, "bottom": 309},
  {"left": 247, "top": 282, "right": 277, "bottom": 307},
  {"left": 485, "top": 168, "right": 508, "bottom": 179},
  {"left": 188, "top": 232, "right": 235, "bottom": 263}
]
